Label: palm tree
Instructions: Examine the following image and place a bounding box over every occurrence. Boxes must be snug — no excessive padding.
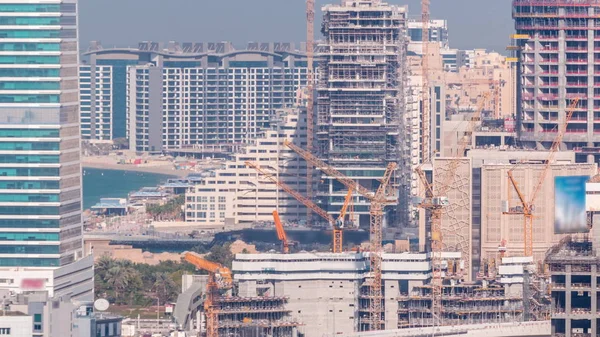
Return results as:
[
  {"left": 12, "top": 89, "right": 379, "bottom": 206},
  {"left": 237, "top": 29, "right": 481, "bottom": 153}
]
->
[{"left": 153, "top": 272, "right": 177, "bottom": 304}]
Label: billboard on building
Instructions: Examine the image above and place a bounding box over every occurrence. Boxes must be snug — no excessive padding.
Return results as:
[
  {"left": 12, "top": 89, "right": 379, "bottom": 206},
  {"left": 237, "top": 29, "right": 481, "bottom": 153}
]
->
[{"left": 554, "top": 175, "right": 589, "bottom": 234}]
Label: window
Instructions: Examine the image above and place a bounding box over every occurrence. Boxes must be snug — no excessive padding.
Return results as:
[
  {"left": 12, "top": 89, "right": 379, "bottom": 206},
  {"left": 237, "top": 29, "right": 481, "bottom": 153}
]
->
[
  {"left": 219, "top": 212, "right": 225, "bottom": 218},
  {"left": 0, "top": 328, "right": 10, "bottom": 334},
  {"left": 210, "top": 212, "right": 215, "bottom": 219},
  {"left": 209, "top": 196, "right": 215, "bottom": 203},
  {"left": 218, "top": 204, "right": 226, "bottom": 211},
  {"left": 218, "top": 196, "right": 226, "bottom": 203},
  {"left": 209, "top": 204, "right": 215, "bottom": 211}
]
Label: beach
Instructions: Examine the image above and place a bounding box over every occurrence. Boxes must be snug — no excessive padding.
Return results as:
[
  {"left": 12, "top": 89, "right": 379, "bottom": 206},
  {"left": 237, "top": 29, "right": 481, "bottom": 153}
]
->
[{"left": 82, "top": 156, "right": 191, "bottom": 177}]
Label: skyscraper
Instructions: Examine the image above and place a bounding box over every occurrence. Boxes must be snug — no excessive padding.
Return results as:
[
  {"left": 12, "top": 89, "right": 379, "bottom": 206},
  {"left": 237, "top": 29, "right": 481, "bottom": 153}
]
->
[
  {"left": 513, "top": 0, "right": 600, "bottom": 160},
  {"left": 0, "top": 0, "right": 92, "bottom": 300},
  {"left": 317, "top": 0, "right": 407, "bottom": 227}
]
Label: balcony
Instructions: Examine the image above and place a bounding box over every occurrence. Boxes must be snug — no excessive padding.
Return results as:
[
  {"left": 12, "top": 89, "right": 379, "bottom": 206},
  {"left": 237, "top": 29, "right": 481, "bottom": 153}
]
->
[
  {"left": 567, "top": 47, "right": 588, "bottom": 52},
  {"left": 567, "top": 70, "right": 588, "bottom": 75},
  {"left": 567, "top": 82, "right": 589, "bottom": 87},
  {"left": 566, "top": 59, "right": 588, "bottom": 64}
]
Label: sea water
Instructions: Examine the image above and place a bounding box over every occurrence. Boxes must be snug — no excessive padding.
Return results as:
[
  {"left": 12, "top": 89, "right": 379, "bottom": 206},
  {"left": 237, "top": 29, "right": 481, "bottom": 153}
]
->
[{"left": 82, "top": 168, "right": 173, "bottom": 210}]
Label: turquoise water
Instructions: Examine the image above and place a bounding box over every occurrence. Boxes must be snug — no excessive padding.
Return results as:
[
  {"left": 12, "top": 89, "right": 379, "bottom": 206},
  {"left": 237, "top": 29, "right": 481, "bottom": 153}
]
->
[{"left": 82, "top": 168, "right": 173, "bottom": 209}]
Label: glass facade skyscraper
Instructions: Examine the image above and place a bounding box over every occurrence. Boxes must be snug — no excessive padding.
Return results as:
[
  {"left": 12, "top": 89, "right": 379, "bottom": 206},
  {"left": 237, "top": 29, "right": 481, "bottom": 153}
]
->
[{"left": 0, "top": 1, "right": 84, "bottom": 270}]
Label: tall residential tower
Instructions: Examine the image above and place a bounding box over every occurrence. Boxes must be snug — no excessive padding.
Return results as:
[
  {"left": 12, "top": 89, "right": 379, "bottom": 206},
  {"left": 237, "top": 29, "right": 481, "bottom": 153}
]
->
[
  {"left": 513, "top": 0, "right": 600, "bottom": 160},
  {"left": 0, "top": 0, "right": 92, "bottom": 301},
  {"left": 317, "top": 0, "right": 407, "bottom": 227}
]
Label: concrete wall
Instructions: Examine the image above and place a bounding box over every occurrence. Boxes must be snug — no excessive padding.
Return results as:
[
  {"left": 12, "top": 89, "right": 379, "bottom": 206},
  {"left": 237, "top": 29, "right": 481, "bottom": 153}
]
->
[{"left": 480, "top": 163, "right": 597, "bottom": 262}]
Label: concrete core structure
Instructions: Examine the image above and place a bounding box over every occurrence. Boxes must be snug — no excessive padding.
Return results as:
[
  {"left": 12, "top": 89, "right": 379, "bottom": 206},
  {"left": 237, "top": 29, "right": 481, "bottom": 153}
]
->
[{"left": 317, "top": 0, "right": 408, "bottom": 229}]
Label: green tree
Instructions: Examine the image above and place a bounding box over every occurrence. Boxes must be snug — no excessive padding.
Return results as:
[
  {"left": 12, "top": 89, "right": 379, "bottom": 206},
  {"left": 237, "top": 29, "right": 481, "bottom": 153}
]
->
[
  {"left": 153, "top": 272, "right": 178, "bottom": 303},
  {"left": 205, "top": 244, "right": 233, "bottom": 268}
]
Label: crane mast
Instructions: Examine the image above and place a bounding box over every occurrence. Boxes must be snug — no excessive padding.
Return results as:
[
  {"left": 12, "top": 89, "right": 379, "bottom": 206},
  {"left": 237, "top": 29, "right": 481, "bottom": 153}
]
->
[
  {"left": 306, "top": 0, "right": 315, "bottom": 226},
  {"left": 368, "top": 163, "right": 397, "bottom": 331},
  {"left": 503, "top": 98, "right": 580, "bottom": 257},
  {"left": 273, "top": 210, "right": 290, "bottom": 253},
  {"left": 184, "top": 252, "right": 233, "bottom": 337},
  {"left": 245, "top": 161, "right": 351, "bottom": 252},
  {"left": 284, "top": 139, "right": 397, "bottom": 331},
  {"left": 415, "top": 92, "right": 489, "bottom": 326}
]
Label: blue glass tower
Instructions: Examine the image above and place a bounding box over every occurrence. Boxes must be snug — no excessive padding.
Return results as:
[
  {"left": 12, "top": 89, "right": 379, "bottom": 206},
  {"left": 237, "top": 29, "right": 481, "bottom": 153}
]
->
[{"left": 0, "top": 1, "right": 83, "bottom": 269}]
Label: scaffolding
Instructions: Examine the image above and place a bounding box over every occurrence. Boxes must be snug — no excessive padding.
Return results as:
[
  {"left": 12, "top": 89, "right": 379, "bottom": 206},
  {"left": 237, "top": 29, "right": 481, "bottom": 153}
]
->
[
  {"left": 214, "top": 296, "right": 301, "bottom": 337},
  {"left": 318, "top": 0, "right": 407, "bottom": 229}
]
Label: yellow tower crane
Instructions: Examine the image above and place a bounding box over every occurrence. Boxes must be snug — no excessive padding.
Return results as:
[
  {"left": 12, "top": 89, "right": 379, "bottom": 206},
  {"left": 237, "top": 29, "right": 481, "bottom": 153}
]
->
[
  {"left": 283, "top": 139, "right": 396, "bottom": 331},
  {"left": 415, "top": 92, "right": 489, "bottom": 325},
  {"left": 244, "top": 161, "right": 350, "bottom": 252},
  {"left": 184, "top": 252, "right": 233, "bottom": 337},
  {"left": 503, "top": 98, "right": 580, "bottom": 257}
]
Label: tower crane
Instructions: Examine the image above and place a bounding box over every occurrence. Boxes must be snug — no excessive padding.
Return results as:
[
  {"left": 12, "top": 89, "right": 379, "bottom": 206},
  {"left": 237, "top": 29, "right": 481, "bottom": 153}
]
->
[
  {"left": 503, "top": 98, "right": 580, "bottom": 257},
  {"left": 244, "top": 161, "right": 346, "bottom": 252},
  {"left": 414, "top": 92, "right": 489, "bottom": 325},
  {"left": 184, "top": 252, "right": 233, "bottom": 337},
  {"left": 272, "top": 210, "right": 290, "bottom": 254},
  {"left": 305, "top": 0, "right": 315, "bottom": 226},
  {"left": 283, "top": 139, "right": 397, "bottom": 331}
]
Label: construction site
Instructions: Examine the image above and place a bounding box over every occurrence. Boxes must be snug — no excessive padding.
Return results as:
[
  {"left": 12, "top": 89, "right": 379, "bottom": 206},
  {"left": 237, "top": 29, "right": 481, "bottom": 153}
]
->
[{"left": 165, "top": 0, "right": 600, "bottom": 336}]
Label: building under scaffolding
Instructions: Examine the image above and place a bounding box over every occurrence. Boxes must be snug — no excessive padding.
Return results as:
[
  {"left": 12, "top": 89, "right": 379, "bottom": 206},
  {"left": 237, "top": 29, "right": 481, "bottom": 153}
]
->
[
  {"left": 215, "top": 296, "right": 301, "bottom": 337},
  {"left": 317, "top": 0, "right": 409, "bottom": 228}
]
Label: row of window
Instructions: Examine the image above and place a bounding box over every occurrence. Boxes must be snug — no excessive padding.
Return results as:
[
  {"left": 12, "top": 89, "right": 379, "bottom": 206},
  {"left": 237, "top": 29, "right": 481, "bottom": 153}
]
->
[
  {"left": 187, "top": 203, "right": 227, "bottom": 211},
  {"left": 0, "top": 30, "right": 76, "bottom": 39},
  {"left": 0, "top": 68, "right": 60, "bottom": 78},
  {"left": 0, "top": 142, "right": 59, "bottom": 151},
  {"left": 0, "top": 193, "right": 59, "bottom": 202},
  {"left": 187, "top": 196, "right": 227, "bottom": 203},
  {"left": 0, "top": 128, "right": 59, "bottom": 138},
  {"left": 0, "top": 206, "right": 59, "bottom": 215},
  {"left": 0, "top": 232, "right": 59, "bottom": 241},
  {"left": 0, "top": 16, "right": 75, "bottom": 26},
  {"left": 0, "top": 219, "right": 60, "bottom": 228},
  {"left": 0, "top": 81, "right": 60, "bottom": 90},
  {"left": 0, "top": 155, "right": 59, "bottom": 164},
  {"left": 0, "top": 94, "right": 59, "bottom": 103},
  {"left": 187, "top": 211, "right": 226, "bottom": 219},
  {"left": 0, "top": 245, "right": 59, "bottom": 254},
  {"left": 0, "top": 257, "right": 58, "bottom": 267}
]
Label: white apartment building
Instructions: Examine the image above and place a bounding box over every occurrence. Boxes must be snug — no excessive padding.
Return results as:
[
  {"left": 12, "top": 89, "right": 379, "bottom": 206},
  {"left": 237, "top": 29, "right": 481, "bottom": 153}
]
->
[
  {"left": 407, "top": 19, "right": 449, "bottom": 55},
  {"left": 80, "top": 65, "right": 113, "bottom": 142},
  {"left": 184, "top": 108, "right": 309, "bottom": 229},
  {"left": 126, "top": 58, "right": 309, "bottom": 152}
]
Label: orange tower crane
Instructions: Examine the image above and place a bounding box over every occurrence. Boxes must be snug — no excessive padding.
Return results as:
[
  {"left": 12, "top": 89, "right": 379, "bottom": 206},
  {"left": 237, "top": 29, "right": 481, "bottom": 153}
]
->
[
  {"left": 415, "top": 92, "right": 489, "bottom": 325},
  {"left": 305, "top": 0, "right": 315, "bottom": 226},
  {"left": 184, "top": 252, "right": 233, "bottom": 337},
  {"left": 283, "top": 139, "right": 397, "bottom": 331},
  {"left": 244, "top": 161, "right": 348, "bottom": 253},
  {"left": 422, "top": 0, "right": 431, "bottom": 164},
  {"left": 272, "top": 210, "right": 290, "bottom": 253},
  {"left": 503, "top": 98, "right": 580, "bottom": 257}
]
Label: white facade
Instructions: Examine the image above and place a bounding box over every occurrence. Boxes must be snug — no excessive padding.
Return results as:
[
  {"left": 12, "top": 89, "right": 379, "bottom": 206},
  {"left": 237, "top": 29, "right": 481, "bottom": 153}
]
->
[
  {"left": 127, "top": 64, "right": 309, "bottom": 152},
  {"left": 80, "top": 65, "right": 113, "bottom": 142},
  {"left": 0, "top": 316, "right": 32, "bottom": 337},
  {"left": 0, "top": 255, "right": 93, "bottom": 301},
  {"left": 233, "top": 252, "right": 438, "bottom": 336},
  {"left": 407, "top": 19, "right": 449, "bottom": 55},
  {"left": 184, "top": 108, "right": 309, "bottom": 229}
]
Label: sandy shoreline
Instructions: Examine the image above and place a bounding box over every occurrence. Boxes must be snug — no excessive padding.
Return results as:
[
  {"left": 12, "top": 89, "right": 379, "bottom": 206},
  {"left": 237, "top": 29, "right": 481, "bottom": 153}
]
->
[{"left": 82, "top": 159, "right": 191, "bottom": 178}]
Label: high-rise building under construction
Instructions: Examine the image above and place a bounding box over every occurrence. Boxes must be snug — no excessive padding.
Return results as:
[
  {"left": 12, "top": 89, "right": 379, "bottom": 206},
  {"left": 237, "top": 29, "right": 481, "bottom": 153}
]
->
[
  {"left": 317, "top": 0, "right": 408, "bottom": 227},
  {"left": 513, "top": 0, "right": 600, "bottom": 159}
]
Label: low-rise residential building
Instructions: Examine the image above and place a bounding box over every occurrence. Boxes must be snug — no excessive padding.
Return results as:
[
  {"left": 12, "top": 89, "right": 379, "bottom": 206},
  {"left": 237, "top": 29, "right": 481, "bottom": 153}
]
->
[{"left": 184, "top": 107, "right": 309, "bottom": 230}]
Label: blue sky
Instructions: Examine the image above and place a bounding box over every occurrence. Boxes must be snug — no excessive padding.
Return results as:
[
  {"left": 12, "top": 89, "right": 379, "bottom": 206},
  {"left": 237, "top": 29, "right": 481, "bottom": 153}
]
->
[{"left": 79, "top": 0, "right": 514, "bottom": 54}]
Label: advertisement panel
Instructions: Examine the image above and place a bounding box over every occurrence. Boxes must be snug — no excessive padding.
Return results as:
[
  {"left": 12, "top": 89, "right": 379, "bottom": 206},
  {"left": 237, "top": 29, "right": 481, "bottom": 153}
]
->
[{"left": 555, "top": 175, "right": 589, "bottom": 234}]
